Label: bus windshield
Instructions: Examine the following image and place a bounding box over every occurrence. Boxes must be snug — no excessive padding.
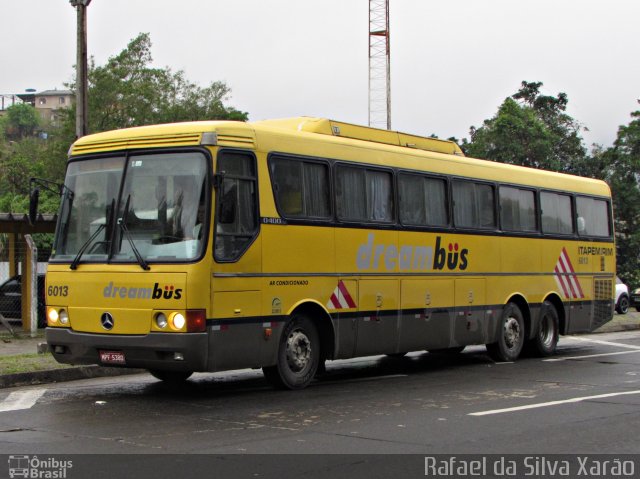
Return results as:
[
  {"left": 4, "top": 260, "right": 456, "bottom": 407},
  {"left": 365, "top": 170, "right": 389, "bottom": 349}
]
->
[{"left": 52, "top": 151, "right": 209, "bottom": 264}]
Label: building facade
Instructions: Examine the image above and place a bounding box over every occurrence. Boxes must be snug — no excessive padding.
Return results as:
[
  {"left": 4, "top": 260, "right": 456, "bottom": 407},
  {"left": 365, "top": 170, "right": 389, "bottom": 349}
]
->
[{"left": 0, "top": 89, "right": 73, "bottom": 125}]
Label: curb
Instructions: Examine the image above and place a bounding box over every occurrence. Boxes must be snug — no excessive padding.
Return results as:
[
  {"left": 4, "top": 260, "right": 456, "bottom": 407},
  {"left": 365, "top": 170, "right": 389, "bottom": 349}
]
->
[
  {"left": 0, "top": 366, "right": 145, "bottom": 389},
  {"left": 593, "top": 321, "right": 640, "bottom": 334}
]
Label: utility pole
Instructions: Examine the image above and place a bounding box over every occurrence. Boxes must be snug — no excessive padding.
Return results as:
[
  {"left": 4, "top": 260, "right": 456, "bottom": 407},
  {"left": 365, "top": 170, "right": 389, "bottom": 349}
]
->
[
  {"left": 368, "top": 0, "right": 390, "bottom": 130},
  {"left": 70, "top": 0, "right": 91, "bottom": 138}
]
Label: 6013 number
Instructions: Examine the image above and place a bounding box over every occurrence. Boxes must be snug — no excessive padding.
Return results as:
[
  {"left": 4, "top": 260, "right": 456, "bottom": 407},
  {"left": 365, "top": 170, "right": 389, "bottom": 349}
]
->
[{"left": 48, "top": 285, "right": 69, "bottom": 297}]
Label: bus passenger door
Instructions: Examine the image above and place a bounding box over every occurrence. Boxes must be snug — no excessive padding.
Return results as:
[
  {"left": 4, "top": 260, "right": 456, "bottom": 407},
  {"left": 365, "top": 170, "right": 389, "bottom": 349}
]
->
[
  {"left": 454, "top": 279, "right": 487, "bottom": 346},
  {"left": 354, "top": 280, "right": 399, "bottom": 356}
]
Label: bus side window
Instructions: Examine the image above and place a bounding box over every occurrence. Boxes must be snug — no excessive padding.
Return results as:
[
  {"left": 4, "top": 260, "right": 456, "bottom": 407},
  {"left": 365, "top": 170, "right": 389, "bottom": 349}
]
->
[
  {"left": 336, "top": 165, "right": 394, "bottom": 223},
  {"left": 499, "top": 186, "right": 537, "bottom": 232},
  {"left": 214, "top": 152, "right": 258, "bottom": 262},
  {"left": 453, "top": 180, "right": 495, "bottom": 229},
  {"left": 541, "top": 191, "right": 574, "bottom": 235},
  {"left": 398, "top": 173, "right": 448, "bottom": 227},
  {"left": 576, "top": 196, "right": 610, "bottom": 237}
]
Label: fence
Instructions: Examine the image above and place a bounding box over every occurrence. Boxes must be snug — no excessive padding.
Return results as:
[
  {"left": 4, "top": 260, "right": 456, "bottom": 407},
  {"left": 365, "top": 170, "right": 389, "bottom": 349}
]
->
[{"left": 0, "top": 233, "right": 53, "bottom": 334}]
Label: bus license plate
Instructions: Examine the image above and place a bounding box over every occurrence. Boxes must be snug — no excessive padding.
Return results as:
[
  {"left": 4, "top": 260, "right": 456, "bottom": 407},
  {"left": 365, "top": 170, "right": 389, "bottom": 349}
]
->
[{"left": 99, "top": 350, "right": 126, "bottom": 365}]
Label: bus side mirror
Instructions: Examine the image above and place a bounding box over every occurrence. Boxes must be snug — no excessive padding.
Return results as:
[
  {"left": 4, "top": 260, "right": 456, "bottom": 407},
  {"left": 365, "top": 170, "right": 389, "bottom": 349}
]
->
[{"left": 29, "top": 188, "right": 40, "bottom": 225}]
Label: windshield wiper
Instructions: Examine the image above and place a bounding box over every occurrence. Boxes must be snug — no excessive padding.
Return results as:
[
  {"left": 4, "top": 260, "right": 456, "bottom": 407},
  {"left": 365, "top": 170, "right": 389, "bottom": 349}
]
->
[
  {"left": 69, "top": 223, "right": 106, "bottom": 270},
  {"left": 69, "top": 199, "right": 115, "bottom": 270},
  {"left": 118, "top": 194, "right": 150, "bottom": 271}
]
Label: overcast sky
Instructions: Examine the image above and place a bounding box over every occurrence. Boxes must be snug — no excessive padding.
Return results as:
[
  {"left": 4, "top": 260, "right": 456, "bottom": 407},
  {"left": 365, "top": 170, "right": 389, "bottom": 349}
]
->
[{"left": 2, "top": 0, "right": 639, "bottom": 147}]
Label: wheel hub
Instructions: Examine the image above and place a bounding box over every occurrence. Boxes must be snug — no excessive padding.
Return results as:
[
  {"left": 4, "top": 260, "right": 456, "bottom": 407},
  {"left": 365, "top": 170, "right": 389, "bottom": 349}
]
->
[
  {"left": 286, "top": 330, "right": 311, "bottom": 372},
  {"left": 504, "top": 316, "right": 521, "bottom": 349}
]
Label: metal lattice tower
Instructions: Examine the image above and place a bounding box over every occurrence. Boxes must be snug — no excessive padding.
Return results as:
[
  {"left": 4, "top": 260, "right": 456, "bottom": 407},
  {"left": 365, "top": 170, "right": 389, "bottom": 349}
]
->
[{"left": 368, "top": 0, "right": 390, "bottom": 130}]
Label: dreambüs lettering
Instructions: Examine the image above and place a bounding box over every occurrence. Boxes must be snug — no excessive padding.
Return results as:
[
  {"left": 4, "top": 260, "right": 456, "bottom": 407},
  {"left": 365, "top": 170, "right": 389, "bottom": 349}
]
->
[
  {"left": 103, "top": 282, "right": 182, "bottom": 300},
  {"left": 356, "top": 233, "right": 469, "bottom": 272}
]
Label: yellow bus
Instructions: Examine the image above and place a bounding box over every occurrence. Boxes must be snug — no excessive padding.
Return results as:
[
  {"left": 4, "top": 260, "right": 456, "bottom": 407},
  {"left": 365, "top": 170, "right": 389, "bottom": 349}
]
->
[{"left": 32, "top": 117, "right": 615, "bottom": 389}]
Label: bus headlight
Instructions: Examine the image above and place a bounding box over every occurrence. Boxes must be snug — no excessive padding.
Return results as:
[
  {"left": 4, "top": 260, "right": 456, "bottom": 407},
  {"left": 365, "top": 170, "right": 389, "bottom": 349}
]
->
[
  {"left": 48, "top": 308, "right": 59, "bottom": 324},
  {"left": 170, "top": 313, "right": 186, "bottom": 330},
  {"left": 154, "top": 310, "right": 206, "bottom": 332},
  {"left": 47, "top": 308, "right": 70, "bottom": 327},
  {"left": 155, "top": 312, "right": 168, "bottom": 329}
]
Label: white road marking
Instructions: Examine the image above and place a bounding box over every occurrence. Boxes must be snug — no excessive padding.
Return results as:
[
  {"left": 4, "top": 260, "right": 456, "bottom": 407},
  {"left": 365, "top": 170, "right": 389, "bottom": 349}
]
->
[
  {"left": 318, "top": 374, "right": 408, "bottom": 386},
  {"left": 566, "top": 336, "right": 640, "bottom": 350},
  {"left": 469, "top": 389, "right": 640, "bottom": 416},
  {"left": 544, "top": 350, "right": 640, "bottom": 362},
  {"left": 545, "top": 336, "right": 640, "bottom": 362},
  {"left": 0, "top": 388, "right": 47, "bottom": 413}
]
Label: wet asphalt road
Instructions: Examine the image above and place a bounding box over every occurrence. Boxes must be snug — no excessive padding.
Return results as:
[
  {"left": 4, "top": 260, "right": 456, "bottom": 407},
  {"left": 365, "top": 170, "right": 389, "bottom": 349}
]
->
[{"left": 1, "top": 330, "right": 639, "bottom": 456}]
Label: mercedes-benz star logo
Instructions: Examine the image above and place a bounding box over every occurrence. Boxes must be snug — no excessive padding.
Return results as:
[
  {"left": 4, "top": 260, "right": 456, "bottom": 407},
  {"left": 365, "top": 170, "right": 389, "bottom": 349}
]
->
[{"left": 100, "top": 312, "right": 114, "bottom": 330}]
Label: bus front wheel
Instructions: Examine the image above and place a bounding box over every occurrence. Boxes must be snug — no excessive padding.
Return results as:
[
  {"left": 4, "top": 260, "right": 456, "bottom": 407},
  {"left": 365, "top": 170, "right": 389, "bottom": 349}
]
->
[
  {"left": 263, "top": 314, "right": 320, "bottom": 390},
  {"left": 486, "top": 303, "right": 525, "bottom": 362}
]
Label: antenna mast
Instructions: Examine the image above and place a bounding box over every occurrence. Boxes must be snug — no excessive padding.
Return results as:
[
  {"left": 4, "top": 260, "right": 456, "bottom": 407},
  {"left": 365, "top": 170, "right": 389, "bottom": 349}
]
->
[{"left": 368, "top": 0, "right": 391, "bottom": 130}]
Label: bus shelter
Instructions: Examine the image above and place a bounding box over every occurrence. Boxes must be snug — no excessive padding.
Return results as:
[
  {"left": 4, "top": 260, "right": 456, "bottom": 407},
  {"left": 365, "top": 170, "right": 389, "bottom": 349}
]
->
[{"left": 0, "top": 212, "right": 56, "bottom": 334}]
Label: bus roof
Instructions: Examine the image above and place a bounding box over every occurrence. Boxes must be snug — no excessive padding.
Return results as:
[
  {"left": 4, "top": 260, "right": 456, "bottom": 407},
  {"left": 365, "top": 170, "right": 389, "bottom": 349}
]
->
[
  {"left": 69, "top": 117, "right": 611, "bottom": 197},
  {"left": 253, "top": 117, "right": 465, "bottom": 156}
]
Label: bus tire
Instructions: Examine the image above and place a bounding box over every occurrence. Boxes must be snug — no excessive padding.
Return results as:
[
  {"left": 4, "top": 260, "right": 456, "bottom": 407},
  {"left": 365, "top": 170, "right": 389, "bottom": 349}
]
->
[
  {"left": 263, "top": 313, "right": 320, "bottom": 390},
  {"left": 528, "top": 301, "right": 559, "bottom": 357},
  {"left": 148, "top": 370, "right": 192, "bottom": 383},
  {"left": 486, "top": 302, "right": 525, "bottom": 362}
]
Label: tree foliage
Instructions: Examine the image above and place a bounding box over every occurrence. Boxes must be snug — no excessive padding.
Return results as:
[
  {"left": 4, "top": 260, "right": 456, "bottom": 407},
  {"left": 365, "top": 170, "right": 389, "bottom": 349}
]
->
[
  {"left": 604, "top": 111, "right": 640, "bottom": 285},
  {"left": 77, "top": 33, "right": 248, "bottom": 133},
  {"left": 464, "top": 81, "right": 587, "bottom": 172},
  {"left": 0, "top": 103, "right": 41, "bottom": 140},
  {"left": 462, "top": 81, "right": 640, "bottom": 286},
  {"left": 0, "top": 135, "right": 69, "bottom": 214},
  {"left": 0, "top": 32, "right": 248, "bottom": 218}
]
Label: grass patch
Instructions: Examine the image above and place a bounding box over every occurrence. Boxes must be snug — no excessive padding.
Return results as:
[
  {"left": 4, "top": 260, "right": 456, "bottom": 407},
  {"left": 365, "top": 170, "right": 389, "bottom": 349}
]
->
[
  {"left": 0, "top": 330, "right": 46, "bottom": 341},
  {"left": 0, "top": 353, "right": 70, "bottom": 375}
]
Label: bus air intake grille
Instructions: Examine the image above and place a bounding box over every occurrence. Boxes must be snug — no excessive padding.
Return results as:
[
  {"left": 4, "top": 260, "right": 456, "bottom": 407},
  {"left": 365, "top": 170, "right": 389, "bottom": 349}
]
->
[
  {"left": 216, "top": 133, "right": 255, "bottom": 148},
  {"left": 593, "top": 279, "right": 613, "bottom": 328},
  {"left": 71, "top": 133, "right": 203, "bottom": 155}
]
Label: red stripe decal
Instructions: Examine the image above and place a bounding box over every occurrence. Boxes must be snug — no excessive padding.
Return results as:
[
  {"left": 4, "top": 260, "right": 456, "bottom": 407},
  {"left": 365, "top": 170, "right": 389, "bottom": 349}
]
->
[
  {"left": 337, "top": 280, "right": 356, "bottom": 308},
  {"left": 555, "top": 265, "right": 571, "bottom": 298}
]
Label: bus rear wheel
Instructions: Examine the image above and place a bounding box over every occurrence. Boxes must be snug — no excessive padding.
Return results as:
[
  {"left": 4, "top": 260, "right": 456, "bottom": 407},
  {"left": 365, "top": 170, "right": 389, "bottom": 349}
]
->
[
  {"left": 527, "top": 301, "right": 559, "bottom": 357},
  {"left": 263, "top": 314, "right": 320, "bottom": 390},
  {"left": 486, "top": 303, "right": 525, "bottom": 362},
  {"left": 148, "top": 369, "right": 193, "bottom": 383}
]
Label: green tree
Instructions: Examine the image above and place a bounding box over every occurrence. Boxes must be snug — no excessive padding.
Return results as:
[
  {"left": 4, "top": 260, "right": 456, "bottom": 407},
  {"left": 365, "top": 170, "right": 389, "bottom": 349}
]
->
[
  {"left": 461, "top": 81, "right": 640, "bottom": 285},
  {"left": 0, "top": 103, "right": 40, "bottom": 140},
  {"left": 0, "top": 136, "right": 66, "bottom": 214},
  {"left": 464, "top": 81, "right": 587, "bottom": 172},
  {"left": 605, "top": 111, "right": 640, "bottom": 286},
  {"left": 66, "top": 33, "right": 248, "bottom": 134},
  {"left": 1, "top": 32, "right": 248, "bottom": 216}
]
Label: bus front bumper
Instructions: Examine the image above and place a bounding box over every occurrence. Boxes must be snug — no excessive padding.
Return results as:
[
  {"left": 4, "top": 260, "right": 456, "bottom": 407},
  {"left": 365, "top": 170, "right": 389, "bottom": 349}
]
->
[{"left": 46, "top": 328, "right": 208, "bottom": 372}]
